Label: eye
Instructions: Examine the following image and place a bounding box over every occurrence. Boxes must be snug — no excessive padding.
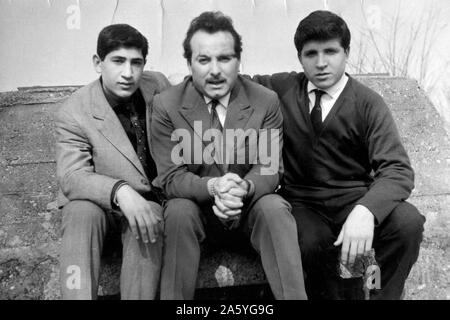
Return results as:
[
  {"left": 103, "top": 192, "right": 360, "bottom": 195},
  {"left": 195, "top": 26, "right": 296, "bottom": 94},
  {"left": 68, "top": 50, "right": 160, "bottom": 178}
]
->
[
  {"left": 218, "top": 55, "right": 232, "bottom": 62},
  {"left": 303, "top": 51, "right": 316, "bottom": 58},
  {"left": 325, "top": 48, "right": 339, "bottom": 55},
  {"left": 198, "top": 58, "right": 210, "bottom": 65},
  {"left": 132, "top": 60, "right": 144, "bottom": 67},
  {"left": 111, "top": 58, "right": 125, "bottom": 64}
]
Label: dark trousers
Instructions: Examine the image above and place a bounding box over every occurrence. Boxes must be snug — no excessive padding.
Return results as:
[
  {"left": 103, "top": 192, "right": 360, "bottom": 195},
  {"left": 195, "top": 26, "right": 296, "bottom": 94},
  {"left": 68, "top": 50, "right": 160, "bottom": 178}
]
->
[
  {"left": 290, "top": 200, "right": 425, "bottom": 300},
  {"left": 160, "top": 194, "right": 307, "bottom": 300}
]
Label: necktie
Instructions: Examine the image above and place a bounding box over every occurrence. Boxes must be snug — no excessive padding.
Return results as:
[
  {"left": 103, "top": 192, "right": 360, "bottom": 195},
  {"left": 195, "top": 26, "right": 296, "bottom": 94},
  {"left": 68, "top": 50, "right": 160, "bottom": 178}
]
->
[
  {"left": 126, "top": 102, "right": 150, "bottom": 177},
  {"left": 210, "top": 99, "right": 223, "bottom": 131},
  {"left": 311, "top": 89, "right": 325, "bottom": 135},
  {"left": 209, "top": 99, "right": 227, "bottom": 174}
]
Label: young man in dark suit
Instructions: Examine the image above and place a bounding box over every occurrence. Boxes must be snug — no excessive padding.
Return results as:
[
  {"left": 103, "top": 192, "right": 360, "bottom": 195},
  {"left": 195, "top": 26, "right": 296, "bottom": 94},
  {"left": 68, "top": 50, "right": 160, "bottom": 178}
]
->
[
  {"left": 55, "top": 24, "right": 170, "bottom": 299},
  {"left": 252, "top": 10, "right": 425, "bottom": 299},
  {"left": 150, "top": 11, "right": 307, "bottom": 300}
]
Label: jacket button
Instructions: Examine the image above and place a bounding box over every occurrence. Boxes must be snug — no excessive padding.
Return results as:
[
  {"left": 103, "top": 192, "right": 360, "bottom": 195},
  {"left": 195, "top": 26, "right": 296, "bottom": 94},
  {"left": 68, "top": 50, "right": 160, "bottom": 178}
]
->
[{"left": 141, "top": 179, "right": 149, "bottom": 185}]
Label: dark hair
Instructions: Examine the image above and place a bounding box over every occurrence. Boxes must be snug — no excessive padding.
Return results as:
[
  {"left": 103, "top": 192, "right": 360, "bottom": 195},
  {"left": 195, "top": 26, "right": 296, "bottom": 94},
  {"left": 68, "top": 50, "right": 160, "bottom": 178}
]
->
[
  {"left": 183, "top": 11, "right": 242, "bottom": 63},
  {"left": 294, "top": 10, "right": 351, "bottom": 54},
  {"left": 97, "top": 24, "right": 148, "bottom": 60}
]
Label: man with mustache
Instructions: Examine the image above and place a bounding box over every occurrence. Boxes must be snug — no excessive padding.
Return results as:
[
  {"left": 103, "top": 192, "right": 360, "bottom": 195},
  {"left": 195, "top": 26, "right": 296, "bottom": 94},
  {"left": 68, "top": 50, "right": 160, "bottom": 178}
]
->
[
  {"left": 252, "top": 10, "right": 425, "bottom": 299},
  {"left": 55, "top": 24, "right": 170, "bottom": 299},
  {"left": 150, "top": 11, "right": 307, "bottom": 300}
]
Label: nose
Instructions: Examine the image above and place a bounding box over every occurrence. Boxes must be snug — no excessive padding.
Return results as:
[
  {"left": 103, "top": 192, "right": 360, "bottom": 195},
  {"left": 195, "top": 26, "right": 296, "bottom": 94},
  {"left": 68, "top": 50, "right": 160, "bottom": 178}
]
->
[
  {"left": 316, "top": 53, "right": 327, "bottom": 69},
  {"left": 210, "top": 60, "right": 221, "bottom": 77},
  {"left": 122, "top": 62, "right": 133, "bottom": 78}
]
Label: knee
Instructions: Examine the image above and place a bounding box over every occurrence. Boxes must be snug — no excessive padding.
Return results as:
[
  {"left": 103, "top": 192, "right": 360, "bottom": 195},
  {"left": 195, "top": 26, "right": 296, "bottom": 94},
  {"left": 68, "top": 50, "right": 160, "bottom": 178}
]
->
[
  {"left": 386, "top": 202, "right": 425, "bottom": 244},
  {"left": 163, "top": 198, "right": 202, "bottom": 229},
  {"left": 251, "top": 194, "right": 293, "bottom": 224},
  {"left": 61, "top": 200, "right": 106, "bottom": 232}
]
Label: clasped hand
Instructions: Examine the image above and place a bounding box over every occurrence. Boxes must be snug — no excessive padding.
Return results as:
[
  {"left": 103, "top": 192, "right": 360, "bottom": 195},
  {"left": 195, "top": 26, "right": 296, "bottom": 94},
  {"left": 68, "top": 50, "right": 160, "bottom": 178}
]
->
[{"left": 211, "top": 173, "right": 249, "bottom": 222}]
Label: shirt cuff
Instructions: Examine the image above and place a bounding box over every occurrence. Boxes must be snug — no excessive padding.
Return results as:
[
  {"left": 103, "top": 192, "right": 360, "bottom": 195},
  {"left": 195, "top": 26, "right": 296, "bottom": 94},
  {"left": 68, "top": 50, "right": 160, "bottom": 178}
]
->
[{"left": 111, "top": 180, "right": 128, "bottom": 210}]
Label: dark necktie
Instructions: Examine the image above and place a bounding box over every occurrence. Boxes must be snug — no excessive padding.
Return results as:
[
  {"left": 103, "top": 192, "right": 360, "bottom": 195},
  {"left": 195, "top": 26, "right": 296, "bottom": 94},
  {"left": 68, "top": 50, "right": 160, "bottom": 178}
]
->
[
  {"left": 126, "top": 102, "right": 149, "bottom": 176},
  {"left": 311, "top": 89, "right": 325, "bottom": 135},
  {"left": 210, "top": 99, "right": 223, "bottom": 131},
  {"left": 210, "top": 99, "right": 227, "bottom": 174}
]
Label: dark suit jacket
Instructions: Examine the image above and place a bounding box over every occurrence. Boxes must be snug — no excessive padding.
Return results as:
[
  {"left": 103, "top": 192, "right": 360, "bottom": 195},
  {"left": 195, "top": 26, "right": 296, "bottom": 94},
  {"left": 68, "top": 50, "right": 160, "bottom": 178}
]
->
[
  {"left": 55, "top": 71, "right": 170, "bottom": 209},
  {"left": 253, "top": 72, "right": 414, "bottom": 224},
  {"left": 149, "top": 76, "right": 283, "bottom": 209}
]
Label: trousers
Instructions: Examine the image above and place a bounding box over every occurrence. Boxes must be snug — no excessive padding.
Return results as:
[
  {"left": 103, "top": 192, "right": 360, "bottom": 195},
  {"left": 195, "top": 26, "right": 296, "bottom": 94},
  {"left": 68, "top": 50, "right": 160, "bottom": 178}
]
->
[
  {"left": 290, "top": 200, "right": 425, "bottom": 300},
  {"left": 59, "top": 200, "right": 163, "bottom": 300},
  {"left": 159, "top": 194, "right": 307, "bottom": 300}
]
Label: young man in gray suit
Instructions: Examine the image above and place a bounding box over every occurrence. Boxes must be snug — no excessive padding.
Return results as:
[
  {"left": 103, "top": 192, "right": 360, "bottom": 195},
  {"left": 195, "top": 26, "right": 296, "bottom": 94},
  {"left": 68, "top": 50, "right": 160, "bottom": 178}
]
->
[
  {"left": 55, "top": 24, "right": 170, "bottom": 299},
  {"left": 150, "top": 11, "right": 307, "bottom": 300}
]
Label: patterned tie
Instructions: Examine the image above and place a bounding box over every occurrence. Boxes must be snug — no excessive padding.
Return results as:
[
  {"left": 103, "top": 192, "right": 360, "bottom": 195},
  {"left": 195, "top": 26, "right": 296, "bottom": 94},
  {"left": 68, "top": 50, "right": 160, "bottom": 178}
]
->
[
  {"left": 210, "top": 99, "right": 223, "bottom": 131},
  {"left": 210, "top": 99, "right": 226, "bottom": 174},
  {"left": 311, "top": 89, "right": 325, "bottom": 135},
  {"left": 126, "top": 102, "right": 150, "bottom": 177}
]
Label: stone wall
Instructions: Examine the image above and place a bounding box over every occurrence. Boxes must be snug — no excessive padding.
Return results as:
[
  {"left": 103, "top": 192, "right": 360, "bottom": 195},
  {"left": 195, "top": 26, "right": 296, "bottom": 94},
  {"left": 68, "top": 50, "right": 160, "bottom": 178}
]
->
[{"left": 0, "top": 76, "right": 449, "bottom": 299}]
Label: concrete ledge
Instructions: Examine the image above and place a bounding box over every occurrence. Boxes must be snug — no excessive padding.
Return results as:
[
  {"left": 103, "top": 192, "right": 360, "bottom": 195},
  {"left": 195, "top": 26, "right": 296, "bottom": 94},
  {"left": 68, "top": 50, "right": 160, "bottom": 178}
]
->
[{"left": 1, "top": 76, "right": 449, "bottom": 299}]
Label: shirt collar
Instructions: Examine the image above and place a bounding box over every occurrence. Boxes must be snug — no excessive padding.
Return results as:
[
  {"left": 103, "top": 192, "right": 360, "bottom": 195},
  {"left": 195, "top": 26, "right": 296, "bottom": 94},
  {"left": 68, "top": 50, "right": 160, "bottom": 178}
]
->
[
  {"left": 307, "top": 73, "right": 349, "bottom": 99},
  {"left": 204, "top": 92, "right": 231, "bottom": 109}
]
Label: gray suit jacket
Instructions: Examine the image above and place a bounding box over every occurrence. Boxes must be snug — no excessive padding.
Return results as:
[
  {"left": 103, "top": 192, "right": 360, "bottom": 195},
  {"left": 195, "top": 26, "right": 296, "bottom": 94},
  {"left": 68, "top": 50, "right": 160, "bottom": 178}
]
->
[
  {"left": 149, "top": 75, "right": 284, "bottom": 209},
  {"left": 55, "top": 71, "right": 170, "bottom": 209}
]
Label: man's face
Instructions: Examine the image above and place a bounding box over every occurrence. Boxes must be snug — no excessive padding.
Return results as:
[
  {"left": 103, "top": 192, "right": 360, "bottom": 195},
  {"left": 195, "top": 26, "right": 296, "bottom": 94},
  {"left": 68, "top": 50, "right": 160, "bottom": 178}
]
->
[
  {"left": 93, "top": 47, "right": 145, "bottom": 100},
  {"left": 188, "top": 30, "right": 240, "bottom": 99},
  {"left": 299, "top": 38, "right": 349, "bottom": 90}
]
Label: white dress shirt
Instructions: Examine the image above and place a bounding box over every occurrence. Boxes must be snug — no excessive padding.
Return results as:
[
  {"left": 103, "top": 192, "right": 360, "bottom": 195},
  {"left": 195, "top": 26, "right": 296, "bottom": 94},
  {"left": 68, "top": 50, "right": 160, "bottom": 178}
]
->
[
  {"left": 307, "top": 74, "right": 349, "bottom": 122},
  {"left": 204, "top": 93, "right": 230, "bottom": 127}
]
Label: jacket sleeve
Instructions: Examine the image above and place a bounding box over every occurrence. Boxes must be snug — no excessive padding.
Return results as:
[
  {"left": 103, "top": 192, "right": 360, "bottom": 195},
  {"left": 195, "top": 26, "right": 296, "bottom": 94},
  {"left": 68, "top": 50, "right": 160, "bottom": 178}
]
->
[
  {"left": 150, "top": 94, "right": 212, "bottom": 205},
  {"left": 356, "top": 93, "right": 414, "bottom": 224},
  {"left": 55, "top": 105, "right": 120, "bottom": 210}
]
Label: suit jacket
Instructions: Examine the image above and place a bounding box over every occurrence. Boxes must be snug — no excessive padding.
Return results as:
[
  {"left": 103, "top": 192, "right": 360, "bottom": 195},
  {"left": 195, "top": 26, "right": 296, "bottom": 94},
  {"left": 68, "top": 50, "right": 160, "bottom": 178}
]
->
[
  {"left": 253, "top": 72, "right": 414, "bottom": 224},
  {"left": 55, "top": 71, "right": 170, "bottom": 209},
  {"left": 149, "top": 76, "right": 283, "bottom": 209}
]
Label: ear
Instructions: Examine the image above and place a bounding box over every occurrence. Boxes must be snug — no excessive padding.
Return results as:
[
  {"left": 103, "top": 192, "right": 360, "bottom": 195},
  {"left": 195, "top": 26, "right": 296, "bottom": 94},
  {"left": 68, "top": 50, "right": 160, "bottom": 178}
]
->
[
  {"left": 345, "top": 47, "right": 350, "bottom": 59},
  {"left": 92, "top": 54, "right": 102, "bottom": 74},
  {"left": 187, "top": 61, "right": 193, "bottom": 74}
]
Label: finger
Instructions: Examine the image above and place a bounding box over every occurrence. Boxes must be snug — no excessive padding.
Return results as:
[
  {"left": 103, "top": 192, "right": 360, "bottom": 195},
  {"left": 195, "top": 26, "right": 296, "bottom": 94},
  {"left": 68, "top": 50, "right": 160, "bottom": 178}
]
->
[
  {"left": 136, "top": 215, "right": 151, "bottom": 244},
  {"left": 356, "top": 239, "right": 365, "bottom": 257},
  {"left": 218, "top": 192, "right": 241, "bottom": 201},
  {"left": 227, "top": 187, "right": 247, "bottom": 197},
  {"left": 348, "top": 240, "right": 358, "bottom": 265},
  {"left": 223, "top": 209, "right": 241, "bottom": 217},
  {"left": 212, "top": 205, "right": 230, "bottom": 219},
  {"left": 221, "top": 198, "right": 244, "bottom": 209},
  {"left": 128, "top": 218, "right": 140, "bottom": 241},
  {"left": 341, "top": 236, "right": 350, "bottom": 265},
  {"left": 142, "top": 213, "right": 157, "bottom": 243},
  {"left": 218, "top": 180, "right": 239, "bottom": 193},
  {"left": 334, "top": 229, "right": 344, "bottom": 246},
  {"left": 214, "top": 196, "right": 230, "bottom": 212},
  {"left": 224, "top": 173, "right": 243, "bottom": 184},
  {"left": 365, "top": 237, "right": 373, "bottom": 253}
]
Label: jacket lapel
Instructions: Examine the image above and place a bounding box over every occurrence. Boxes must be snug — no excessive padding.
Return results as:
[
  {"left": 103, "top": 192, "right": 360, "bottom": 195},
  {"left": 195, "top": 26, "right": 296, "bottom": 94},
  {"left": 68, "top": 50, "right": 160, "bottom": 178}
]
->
[
  {"left": 90, "top": 80, "right": 146, "bottom": 177},
  {"left": 179, "top": 81, "right": 212, "bottom": 147}
]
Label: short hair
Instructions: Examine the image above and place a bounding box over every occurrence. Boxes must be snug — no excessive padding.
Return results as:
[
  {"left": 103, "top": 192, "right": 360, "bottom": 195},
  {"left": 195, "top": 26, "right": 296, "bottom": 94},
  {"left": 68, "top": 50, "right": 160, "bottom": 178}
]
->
[
  {"left": 294, "top": 10, "right": 351, "bottom": 54},
  {"left": 183, "top": 11, "right": 242, "bottom": 63},
  {"left": 97, "top": 24, "right": 148, "bottom": 60}
]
